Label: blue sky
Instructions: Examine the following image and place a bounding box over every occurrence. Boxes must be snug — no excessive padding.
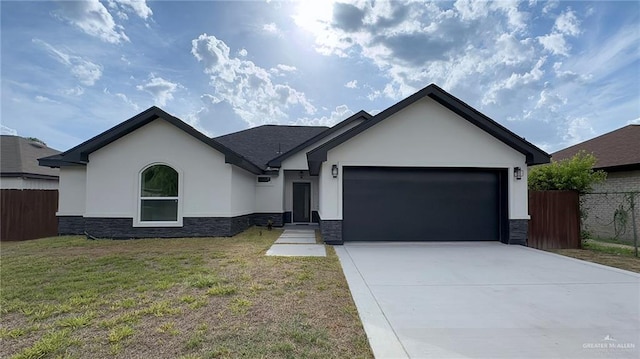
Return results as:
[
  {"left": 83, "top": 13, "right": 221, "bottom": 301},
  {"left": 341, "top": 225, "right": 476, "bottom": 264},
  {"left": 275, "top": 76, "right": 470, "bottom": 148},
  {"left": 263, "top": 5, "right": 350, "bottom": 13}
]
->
[{"left": 1, "top": 1, "right": 638, "bottom": 153}]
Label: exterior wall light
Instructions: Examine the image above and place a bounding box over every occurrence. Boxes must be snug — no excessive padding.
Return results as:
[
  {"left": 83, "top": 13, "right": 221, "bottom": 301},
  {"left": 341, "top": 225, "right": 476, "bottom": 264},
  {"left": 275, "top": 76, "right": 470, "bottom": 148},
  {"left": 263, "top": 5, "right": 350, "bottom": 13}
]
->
[
  {"left": 331, "top": 164, "right": 339, "bottom": 178},
  {"left": 514, "top": 167, "right": 523, "bottom": 180}
]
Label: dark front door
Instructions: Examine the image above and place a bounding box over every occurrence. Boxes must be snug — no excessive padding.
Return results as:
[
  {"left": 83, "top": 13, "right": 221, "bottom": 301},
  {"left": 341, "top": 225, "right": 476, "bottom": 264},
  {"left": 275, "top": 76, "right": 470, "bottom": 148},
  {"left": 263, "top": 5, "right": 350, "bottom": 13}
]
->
[
  {"left": 293, "top": 182, "right": 311, "bottom": 223},
  {"left": 342, "top": 167, "right": 507, "bottom": 242}
]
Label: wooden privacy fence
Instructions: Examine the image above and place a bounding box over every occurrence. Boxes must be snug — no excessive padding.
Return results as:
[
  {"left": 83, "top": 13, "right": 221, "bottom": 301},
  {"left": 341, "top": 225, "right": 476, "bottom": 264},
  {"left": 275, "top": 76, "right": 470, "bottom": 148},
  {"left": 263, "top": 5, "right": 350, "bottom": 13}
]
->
[
  {"left": 528, "top": 190, "right": 581, "bottom": 249},
  {"left": 1, "top": 189, "right": 58, "bottom": 241}
]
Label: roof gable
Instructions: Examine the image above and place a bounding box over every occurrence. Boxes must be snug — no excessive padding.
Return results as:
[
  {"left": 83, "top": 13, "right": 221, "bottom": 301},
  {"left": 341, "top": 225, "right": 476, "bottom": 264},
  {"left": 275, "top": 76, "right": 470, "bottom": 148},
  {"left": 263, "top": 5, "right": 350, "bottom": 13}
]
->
[
  {"left": 307, "top": 84, "right": 550, "bottom": 175},
  {"left": 1, "top": 136, "right": 60, "bottom": 179},
  {"left": 267, "top": 110, "right": 372, "bottom": 168},
  {"left": 38, "top": 107, "right": 264, "bottom": 175},
  {"left": 215, "top": 124, "right": 329, "bottom": 170},
  {"left": 552, "top": 124, "right": 640, "bottom": 171}
]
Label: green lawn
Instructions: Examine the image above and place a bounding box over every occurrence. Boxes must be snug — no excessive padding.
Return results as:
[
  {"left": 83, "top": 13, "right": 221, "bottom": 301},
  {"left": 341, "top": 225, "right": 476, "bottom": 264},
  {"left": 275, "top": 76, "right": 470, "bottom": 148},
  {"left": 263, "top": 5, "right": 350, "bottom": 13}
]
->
[
  {"left": 549, "top": 239, "right": 640, "bottom": 273},
  {"left": 0, "top": 228, "right": 372, "bottom": 359}
]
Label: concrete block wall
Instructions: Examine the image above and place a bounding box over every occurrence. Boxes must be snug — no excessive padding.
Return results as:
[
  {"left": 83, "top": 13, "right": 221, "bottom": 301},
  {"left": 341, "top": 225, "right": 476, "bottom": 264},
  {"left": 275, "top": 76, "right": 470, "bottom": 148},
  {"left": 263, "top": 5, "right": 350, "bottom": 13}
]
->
[{"left": 582, "top": 170, "right": 640, "bottom": 242}]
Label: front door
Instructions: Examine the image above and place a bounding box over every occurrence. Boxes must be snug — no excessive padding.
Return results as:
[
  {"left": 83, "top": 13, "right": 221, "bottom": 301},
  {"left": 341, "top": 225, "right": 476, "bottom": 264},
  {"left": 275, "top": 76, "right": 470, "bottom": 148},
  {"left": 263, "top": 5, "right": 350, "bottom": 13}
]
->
[{"left": 293, "top": 182, "right": 311, "bottom": 223}]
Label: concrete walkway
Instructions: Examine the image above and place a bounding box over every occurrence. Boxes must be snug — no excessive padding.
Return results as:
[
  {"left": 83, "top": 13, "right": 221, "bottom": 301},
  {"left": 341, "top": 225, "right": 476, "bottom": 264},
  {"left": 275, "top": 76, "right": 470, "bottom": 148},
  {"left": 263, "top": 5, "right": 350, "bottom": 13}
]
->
[
  {"left": 266, "top": 229, "right": 326, "bottom": 257},
  {"left": 337, "top": 242, "right": 640, "bottom": 359}
]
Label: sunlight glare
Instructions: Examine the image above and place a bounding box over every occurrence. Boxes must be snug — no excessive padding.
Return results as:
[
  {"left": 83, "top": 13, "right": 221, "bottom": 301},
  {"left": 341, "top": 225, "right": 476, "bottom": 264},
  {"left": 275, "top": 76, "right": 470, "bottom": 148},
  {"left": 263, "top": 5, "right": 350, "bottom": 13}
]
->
[{"left": 293, "top": 0, "right": 335, "bottom": 33}]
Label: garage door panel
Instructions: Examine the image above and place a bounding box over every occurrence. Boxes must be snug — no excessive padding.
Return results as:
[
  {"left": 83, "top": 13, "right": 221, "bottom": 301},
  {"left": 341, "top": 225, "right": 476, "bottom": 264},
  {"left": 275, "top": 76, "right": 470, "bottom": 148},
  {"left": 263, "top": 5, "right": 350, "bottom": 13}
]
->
[{"left": 343, "top": 167, "right": 502, "bottom": 241}]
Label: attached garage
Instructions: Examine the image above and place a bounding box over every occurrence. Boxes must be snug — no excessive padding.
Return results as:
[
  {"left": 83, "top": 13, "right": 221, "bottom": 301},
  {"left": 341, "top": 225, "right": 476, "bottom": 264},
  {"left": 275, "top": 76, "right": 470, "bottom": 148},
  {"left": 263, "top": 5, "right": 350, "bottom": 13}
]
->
[
  {"left": 342, "top": 167, "right": 508, "bottom": 242},
  {"left": 307, "top": 84, "right": 550, "bottom": 245}
]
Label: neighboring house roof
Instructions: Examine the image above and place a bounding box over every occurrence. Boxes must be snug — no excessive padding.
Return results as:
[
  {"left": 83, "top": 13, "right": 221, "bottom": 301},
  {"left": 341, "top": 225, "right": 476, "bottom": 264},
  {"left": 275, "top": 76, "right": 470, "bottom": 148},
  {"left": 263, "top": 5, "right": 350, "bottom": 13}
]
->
[
  {"left": 215, "top": 125, "right": 329, "bottom": 170},
  {"left": 552, "top": 124, "right": 640, "bottom": 171},
  {"left": 38, "top": 107, "right": 265, "bottom": 175},
  {"left": 266, "top": 111, "right": 372, "bottom": 168},
  {"left": 1, "top": 135, "right": 60, "bottom": 180},
  {"left": 307, "top": 83, "right": 551, "bottom": 175}
]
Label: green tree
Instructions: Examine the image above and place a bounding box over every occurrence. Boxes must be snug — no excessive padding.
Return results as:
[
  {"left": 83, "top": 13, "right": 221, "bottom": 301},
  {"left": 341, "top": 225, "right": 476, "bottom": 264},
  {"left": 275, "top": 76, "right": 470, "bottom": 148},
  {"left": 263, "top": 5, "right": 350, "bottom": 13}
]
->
[
  {"left": 528, "top": 151, "right": 606, "bottom": 193},
  {"left": 24, "top": 137, "right": 46, "bottom": 146}
]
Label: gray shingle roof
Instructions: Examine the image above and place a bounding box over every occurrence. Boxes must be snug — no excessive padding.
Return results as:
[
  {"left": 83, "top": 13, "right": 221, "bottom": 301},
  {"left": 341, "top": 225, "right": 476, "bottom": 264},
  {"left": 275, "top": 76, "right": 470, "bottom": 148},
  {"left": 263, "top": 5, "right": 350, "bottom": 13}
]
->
[
  {"left": 552, "top": 124, "right": 640, "bottom": 170},
  {"left": 1, "top": 136, "right": 60, "bottom": 178},
  {"left": 215, "top": 125, "right": 329, "bottom": 169}
]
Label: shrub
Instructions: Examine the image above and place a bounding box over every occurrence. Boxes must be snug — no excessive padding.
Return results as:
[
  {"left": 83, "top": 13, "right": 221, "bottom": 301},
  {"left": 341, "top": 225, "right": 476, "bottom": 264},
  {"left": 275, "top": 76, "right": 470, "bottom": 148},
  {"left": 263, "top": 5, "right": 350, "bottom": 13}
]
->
[{"left": 528, "top": 151, "right": 606, "bottom": 193}]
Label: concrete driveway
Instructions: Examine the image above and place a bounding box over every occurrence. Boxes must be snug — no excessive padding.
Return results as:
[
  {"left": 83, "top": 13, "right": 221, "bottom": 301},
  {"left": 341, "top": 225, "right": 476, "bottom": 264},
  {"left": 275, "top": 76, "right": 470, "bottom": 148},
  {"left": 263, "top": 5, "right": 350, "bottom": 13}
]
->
[{"left": 336, "top": 242, "right": 640, "bottom": 359}]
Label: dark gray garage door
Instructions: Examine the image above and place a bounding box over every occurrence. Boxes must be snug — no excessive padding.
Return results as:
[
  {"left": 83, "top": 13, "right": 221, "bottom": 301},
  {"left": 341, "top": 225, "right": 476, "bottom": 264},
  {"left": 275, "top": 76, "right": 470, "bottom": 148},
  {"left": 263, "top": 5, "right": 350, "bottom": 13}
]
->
[{"left": 342, "top": 167, "right": 507, "bottom": 241}]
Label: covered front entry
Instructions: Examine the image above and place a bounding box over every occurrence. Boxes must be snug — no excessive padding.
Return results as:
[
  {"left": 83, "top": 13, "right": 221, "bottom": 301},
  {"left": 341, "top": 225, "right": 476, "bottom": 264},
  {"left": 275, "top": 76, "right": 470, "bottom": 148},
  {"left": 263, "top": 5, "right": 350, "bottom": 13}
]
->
[
  {"left": 292, "top": 182, "right": 311, "bottom": 223},
  {"left": 342, "top": 167, "right": 508, "bottom": 242}
]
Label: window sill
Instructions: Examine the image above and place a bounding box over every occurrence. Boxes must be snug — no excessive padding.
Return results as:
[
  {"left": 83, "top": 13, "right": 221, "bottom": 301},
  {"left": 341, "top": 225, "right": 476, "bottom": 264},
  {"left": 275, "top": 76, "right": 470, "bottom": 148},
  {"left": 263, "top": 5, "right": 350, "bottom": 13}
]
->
[{"left": 133, "top": 220, "right": 183, "bottom": 228}]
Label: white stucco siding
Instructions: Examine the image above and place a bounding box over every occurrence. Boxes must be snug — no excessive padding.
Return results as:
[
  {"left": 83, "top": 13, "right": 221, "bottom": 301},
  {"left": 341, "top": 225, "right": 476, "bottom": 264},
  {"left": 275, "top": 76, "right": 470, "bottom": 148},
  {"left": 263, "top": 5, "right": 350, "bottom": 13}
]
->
[
  {"left": 57, "top": 167, "right": 86, "bottom": 215},
  {"left": 0, "top": 177, "right": 59, "bottom": 190},
  {"left": 320, "top": 97, "right": 529, "bottom": 220},
  {"left": 281, "top": 118, "right": 366, "bottom": 170},
  {"left": 230, "top": 166, "right": 256, "bottom": 216},
  {"left": 85, "top": 119, "right": 233, "bottom": 218},
  {"left": 255, "top": 174, "right": 284, "bottom": 213}
]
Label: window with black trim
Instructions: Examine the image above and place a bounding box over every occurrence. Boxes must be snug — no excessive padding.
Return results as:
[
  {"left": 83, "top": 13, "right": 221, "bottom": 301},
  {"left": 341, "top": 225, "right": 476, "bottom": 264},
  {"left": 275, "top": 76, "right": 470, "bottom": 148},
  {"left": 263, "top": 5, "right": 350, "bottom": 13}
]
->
[{"left": 140, "top": 164, "right": 179, "bottom": 222}]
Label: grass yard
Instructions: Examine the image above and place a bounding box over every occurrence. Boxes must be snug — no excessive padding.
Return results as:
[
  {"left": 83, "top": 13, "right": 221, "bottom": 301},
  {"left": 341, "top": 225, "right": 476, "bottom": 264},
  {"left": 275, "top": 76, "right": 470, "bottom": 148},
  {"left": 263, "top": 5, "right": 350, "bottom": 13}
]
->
[
  {"left": 0, "top": 227, "right": 372, "bottom": 359},
  {"left": 549, "top": 240, "right": 640, "bottom": 273}
]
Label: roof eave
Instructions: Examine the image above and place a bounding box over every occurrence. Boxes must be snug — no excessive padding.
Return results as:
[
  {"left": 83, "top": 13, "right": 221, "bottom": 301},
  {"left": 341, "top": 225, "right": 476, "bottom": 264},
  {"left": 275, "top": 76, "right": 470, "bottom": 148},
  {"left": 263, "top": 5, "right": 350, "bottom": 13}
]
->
[
  {"left": 224, "top": 154, "right": 265, "bottom": 175},
  {"left": 0, "top": 173, "right": 59, "bottom": 180},
  {"left": 37, "top": 106, "right": 265, "bottom": 174},
  {"left": 267, "top": 111, "right": 372, "bottom": 168},
  {"left": 305, "top": 84, "right": 551, "bottom": 171},
  {"left": 595, "top": 163, "right": 640, "bottom": 172}
]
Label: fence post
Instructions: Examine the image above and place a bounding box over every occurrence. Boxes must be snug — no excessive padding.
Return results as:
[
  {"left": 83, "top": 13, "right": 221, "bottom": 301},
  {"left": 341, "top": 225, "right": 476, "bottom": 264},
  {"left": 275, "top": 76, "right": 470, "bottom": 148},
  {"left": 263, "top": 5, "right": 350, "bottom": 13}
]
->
[{"left": 630, "top": 192, "right": 638, "bottom": 257}]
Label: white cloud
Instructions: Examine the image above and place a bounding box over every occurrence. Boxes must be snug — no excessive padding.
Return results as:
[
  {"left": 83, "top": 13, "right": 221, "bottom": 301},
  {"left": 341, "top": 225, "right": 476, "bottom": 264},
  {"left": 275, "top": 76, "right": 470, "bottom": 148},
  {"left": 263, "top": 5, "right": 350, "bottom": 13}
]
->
[
  {"left": 112, "top": 0, "right": 153, "bottom": 20},
  {"left": 54, "top": 0, "right": 129, "bottom": 43},
  {"left": 297, "top": 104, "right": 354, "bottom": 127},
  {"left": 33, "top": 39, "right": 103, "bottom": 86},
  {"left": 537, "top": 10, "right": 580, "bottom": 57},
  {"left": 263, "top": 23, "right": 279, "bottom": 33},
  {"left": 553, "top": 62, "right": 592, "bottom": 83},
  {"left": 136, "top": 74, "right": 181, "bottom": 106},
  {"left": 63, "top": 86, "right": 85, "bottom": 96},
  {"left": 270, "top": 64, "right": 297, "bottom": 76},
  {"left": 535, "top": 89, "right": 566, "bottom": 111},
  {"left": 537, "top": 33, "right": 569, "bottom": 56},
  {"left": 345, "top": 80, "right": 358, "bottom": 88},
  {"left": 191, "top": 33, "right": 316, "bottom": 126},
  {"left": 563, "top": 117, "right": 595, "bottom": 146},
  {"left": 276, "top": 64, "right": 296, "bottom": 72},
  {"left": 554, "top": 10, "right": 580, "bottom": 36},
  {"left": 367, "top": 90, "right": 381, "bottom": 101},
  {"left": 238, "top": 48, "right": 248, "bottom": 57},
  {"left": 482, "top": 57, "right": 546, "bottom": 105},
  {"left": 542, "top": 0, "right": 559, "bottom": 14},
  {"left": 1, "top": 124, "right": 18, "bottom": 136},
  {"left": 294, "top": 0, "right": 550, "bottom": 99},
  {"left": 116, "top": 93, "right": 140, "bottom": 110},
  {"left": 627, "top": 118, "right": 640, "bottom": 125},
  {"left": 35, "top": 95, "right": 61, "bottom": 104},
  {"left": 103, "top": 88, "right": 141, "bottom": 110}
]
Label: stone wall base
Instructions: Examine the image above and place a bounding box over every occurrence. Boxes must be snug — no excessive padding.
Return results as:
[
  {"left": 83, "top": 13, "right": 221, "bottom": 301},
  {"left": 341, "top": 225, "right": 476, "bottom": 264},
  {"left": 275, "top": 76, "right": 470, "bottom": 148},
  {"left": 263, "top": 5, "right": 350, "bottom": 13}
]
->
[
  {"left": 509, "top": 219, "right": 528, "bottom": 245},
  {"left": 58, "top": 216, "right": 85, "bottom": 235},
  {"left": 60, "top": 213, "right": 285, "bottom": 239},
  {"left": 320, "top": 219, "right": 343, "bottom": 245}
]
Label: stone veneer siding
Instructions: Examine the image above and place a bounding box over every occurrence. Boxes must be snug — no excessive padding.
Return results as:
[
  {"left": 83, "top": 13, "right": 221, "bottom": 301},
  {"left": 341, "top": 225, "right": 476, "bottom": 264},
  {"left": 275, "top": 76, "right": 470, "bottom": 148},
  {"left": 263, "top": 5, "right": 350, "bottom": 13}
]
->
[
  {"left": 509, "top": 219, "right": 528, "bottom": 245},
  {"left": 63, "top": 213, "right": 285, "bottom": 239},
  {"left": 319, "top": 218, "right": 527, "bottom": 245},
  {"left": 58, "top": 216, "right": 85, "bottom": 235},
  {"left": 253, "top": 213, "right": 284, "bottom": 227},
  {"left": 320, "top": 219, "right": 343, "bottom": 245}
]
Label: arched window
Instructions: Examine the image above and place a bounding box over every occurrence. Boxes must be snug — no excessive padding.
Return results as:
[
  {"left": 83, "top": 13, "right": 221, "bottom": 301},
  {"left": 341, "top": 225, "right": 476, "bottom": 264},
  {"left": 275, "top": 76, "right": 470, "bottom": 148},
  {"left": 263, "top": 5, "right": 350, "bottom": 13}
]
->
[{"left": 140, "top": 164, "right": 179, "bottom": 222}]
